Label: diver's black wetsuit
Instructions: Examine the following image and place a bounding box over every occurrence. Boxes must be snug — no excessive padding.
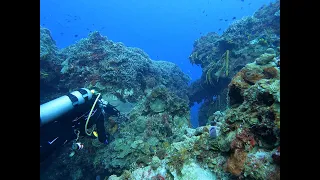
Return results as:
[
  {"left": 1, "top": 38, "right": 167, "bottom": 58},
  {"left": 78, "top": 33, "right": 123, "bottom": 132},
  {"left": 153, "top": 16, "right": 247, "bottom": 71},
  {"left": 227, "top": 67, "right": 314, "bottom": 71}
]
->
[{"left": 40, "top": 95, "right": 120, "bottom": 163}]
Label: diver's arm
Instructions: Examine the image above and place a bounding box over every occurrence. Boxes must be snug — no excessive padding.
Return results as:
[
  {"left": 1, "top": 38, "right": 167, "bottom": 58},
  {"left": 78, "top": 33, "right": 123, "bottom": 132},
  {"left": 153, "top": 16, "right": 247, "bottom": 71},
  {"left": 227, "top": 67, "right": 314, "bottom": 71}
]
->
[
  {"left": 95, "top": 103, "right": 120, "bottom": 144},
  {"left": 96, "top": 112, "right": 108, "bottom": 144}
]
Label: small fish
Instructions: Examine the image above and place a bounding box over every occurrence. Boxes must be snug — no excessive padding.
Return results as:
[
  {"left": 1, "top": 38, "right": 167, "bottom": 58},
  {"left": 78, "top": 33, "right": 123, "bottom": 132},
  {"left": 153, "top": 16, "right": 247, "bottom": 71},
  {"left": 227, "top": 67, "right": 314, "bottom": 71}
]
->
[
  {"left": 219, "top": 19, "right": 223, "bottom": 21},
  {"left": 225, "top": 19, "right": 228, "bottom": 21},
  {"left": 218, "top": 28, "right": 221, "bottom": 31},
  {"left": 202, "top": 10, "right": 205, "bottom": 13},
  {"left": 74, "top": 34, "right": 78, "bottom": 37},
  {"left": 232, "top": 17, "right": 236, "bottom": 20},
  {"left": 63, "top": 140, "right": 68, "bottom": 145},
  {"left": 241, "top": 0, "right": 244, "bottom": 2},
  {"left": 212, "top": 95, "right": 218, "bottom": 102}
]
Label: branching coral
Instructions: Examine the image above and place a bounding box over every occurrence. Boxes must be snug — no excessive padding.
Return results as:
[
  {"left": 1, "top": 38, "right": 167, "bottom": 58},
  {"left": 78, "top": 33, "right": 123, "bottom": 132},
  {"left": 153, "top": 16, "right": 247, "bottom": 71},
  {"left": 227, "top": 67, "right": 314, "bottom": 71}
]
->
[
  {"left": 205, "top": 62, "right": 216, "bottom": 85},
  {"left": 225, "top": 50, "right": 230, "bottom": 76}
]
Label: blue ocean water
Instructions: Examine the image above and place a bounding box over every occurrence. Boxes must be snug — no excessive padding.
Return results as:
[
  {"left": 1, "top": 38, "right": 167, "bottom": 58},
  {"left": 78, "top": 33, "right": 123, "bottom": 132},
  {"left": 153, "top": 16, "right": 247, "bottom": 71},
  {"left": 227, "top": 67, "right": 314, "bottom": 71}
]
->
[{"left": 40, "top": 0, "right": 276, "bottom": 127}]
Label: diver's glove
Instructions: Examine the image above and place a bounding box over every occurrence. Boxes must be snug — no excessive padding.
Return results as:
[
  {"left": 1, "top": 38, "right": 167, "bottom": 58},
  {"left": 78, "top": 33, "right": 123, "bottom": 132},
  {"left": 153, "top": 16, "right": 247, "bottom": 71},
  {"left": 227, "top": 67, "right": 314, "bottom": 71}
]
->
[
  {"left": 98, "top": 98, "right": 120, "bottom": 116},
  {"left": 104, "top": 103, "right": 120, "bottom": 116}
]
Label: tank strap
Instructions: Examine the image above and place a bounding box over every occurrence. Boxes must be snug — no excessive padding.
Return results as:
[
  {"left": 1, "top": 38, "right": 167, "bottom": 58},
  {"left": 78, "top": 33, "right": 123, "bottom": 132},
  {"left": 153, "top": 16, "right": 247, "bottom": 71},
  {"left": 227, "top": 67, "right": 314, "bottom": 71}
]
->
[
  {"left": 66, "top": 93, "right": 79, "bottom": 106},
  {"left": 78, "top": 88, "right": 89, "bottom": 101}
]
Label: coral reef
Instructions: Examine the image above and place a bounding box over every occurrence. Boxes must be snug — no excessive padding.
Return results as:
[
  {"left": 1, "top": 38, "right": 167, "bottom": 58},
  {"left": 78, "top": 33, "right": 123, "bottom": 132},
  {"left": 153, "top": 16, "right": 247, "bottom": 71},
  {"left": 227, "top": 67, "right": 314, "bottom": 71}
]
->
[
  {"left": 40, "top": 27, "right": 191, "bottom": 180},
  {"left": 40, "top": 1, "right": 280, "bottom": 180},
  {"left": 187, "top": 0, "right": 280, "bottom": 125},
  {"left": 40, "top": 26, "right": 61, "bottom": 62},
  {"left": 104, "top": 48, "right": 280, "bottom": 180},
  {"left": 223, "top": 51, "right": 280, "bottom": 178},
  {"left": 40, "top": 26, "right": 66, "bottom": 103},
  {"left": 41, "top": 85, "right": 191, "bottom": 179},
  {"left": 40, "top": 29, "right": 189, "bottom": 105},
  {"left": 94, "top": 87, "right": 190, "bottom": 175},
  {"left": 41, "top": 48, "right": 280, "bottom": 179},
  {"left": 57, "top": 32, "right": 189, "bottom": 103}
]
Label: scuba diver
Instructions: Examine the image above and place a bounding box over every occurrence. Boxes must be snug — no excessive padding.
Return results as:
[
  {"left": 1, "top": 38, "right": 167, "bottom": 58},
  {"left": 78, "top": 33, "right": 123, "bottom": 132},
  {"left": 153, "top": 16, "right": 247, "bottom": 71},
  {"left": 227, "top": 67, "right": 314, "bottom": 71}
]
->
[{"left": 40, "top": 88, "right": 120, "bottom": 163}]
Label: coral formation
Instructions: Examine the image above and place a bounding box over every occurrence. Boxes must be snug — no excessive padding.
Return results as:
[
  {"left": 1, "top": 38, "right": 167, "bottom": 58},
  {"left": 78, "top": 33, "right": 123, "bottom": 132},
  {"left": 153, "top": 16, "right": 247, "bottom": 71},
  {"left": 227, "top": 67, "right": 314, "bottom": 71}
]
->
[
  {"left": 40, "top": 1, "right": 280, "bottom": 180},
  {"left": 40, "top": 30, "right": 190, "bottom": 105},
  {"left": 40, "top": 26, "right": 65, "bottom": 103},
  {"left": 187, "top": 0, "right": 280, "bottom": 125}
]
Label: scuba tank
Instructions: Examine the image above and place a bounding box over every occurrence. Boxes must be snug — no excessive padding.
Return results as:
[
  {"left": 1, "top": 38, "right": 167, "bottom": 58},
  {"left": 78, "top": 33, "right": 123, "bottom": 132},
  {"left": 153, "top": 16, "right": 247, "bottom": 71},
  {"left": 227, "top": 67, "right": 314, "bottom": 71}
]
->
[{"left": 40, "top": 88, "right": 94, "bottom": 127}]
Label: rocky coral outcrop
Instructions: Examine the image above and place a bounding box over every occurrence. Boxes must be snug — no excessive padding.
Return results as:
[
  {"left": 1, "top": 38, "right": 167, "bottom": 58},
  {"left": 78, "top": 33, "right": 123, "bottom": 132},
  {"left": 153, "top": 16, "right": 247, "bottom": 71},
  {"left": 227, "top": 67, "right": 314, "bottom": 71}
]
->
[
  {"left": 40, "top": 28, "right": 191, "bottom": 180},
  {"left": 40, "top": 26, "right": 66, "bottom": 104},
  {"left": 222, "top": 50, "right": 280, "bottom": 178},
  {"left": 187, "top": 0, "right": 280, "bottom": 124},
  {"left": 57, "top": 32, "right": 189, "bottom": 103},
  {"left": 41, "top": 86, "right": 191, "bottom": 179},
  {"left": 41, "top": 50, "right": 280, "bottom": 179}
]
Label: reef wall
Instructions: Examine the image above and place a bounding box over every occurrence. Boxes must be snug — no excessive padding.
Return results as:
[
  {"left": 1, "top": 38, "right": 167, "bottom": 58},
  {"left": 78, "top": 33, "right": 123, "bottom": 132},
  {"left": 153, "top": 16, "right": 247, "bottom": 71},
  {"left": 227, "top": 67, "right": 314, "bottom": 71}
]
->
[{"left": 187, "top": 1, "right": 280, "bottom": 125}]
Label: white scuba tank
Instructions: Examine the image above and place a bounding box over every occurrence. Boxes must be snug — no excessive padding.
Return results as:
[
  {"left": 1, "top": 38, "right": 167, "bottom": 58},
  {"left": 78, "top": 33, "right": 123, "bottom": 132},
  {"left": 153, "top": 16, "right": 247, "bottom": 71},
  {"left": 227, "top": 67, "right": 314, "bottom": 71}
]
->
[{"left": 40, "top": 88, "right": 94, "bottom": 127}]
